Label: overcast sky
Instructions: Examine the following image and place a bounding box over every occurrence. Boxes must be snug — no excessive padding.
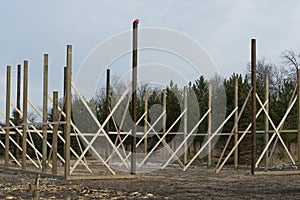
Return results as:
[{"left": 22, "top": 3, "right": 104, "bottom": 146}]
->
[{"left": 1, "top": 0, "right": 300, "bottom": 111}]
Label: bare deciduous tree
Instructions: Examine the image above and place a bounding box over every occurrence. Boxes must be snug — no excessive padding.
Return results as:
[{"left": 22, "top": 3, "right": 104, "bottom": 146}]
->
[
  {"left": 281, "top": 50, "right": 299, "bottom": 82},
  {"left": 281, "top": 50, "right": 299, "bottom": 70}
]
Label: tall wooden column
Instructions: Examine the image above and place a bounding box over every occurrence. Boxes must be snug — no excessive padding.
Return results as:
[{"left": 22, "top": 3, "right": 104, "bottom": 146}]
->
[
  {"left": 144, "top": 90, "right": 148, "bottom": 154},
  {"left": 184, "top": 86, "right": 188, "bottom": 165},
  {"left": 234, "top": 77, "right": 239, "bottom": 169},
  {"left": 207, "top": 84, "right": 212, "bottom": 168},
  {"left": 22, "top": 60, "right": 28, "bottom": 170},
  {"left": 106, "top": 69, "right": 110, "bottom": 136},
  {"left": 16, "top": 64, "right": 21, "bottom": 161},
  {"left": 265, "top": 74, "right": 269, "bottom": 169},
  {"left": 65, "top": 45, "right": 72, "bottom": 177},
  {"left": 251, "top": 39, "right": 257, "bottom": 175},
  {"left": 42, "top": 54, "right": 48, "bottom": 172},
  {"left": 52, "top": 91, "right": 59, "bottom": 175},
  {"left": 297, "top": 69, "right": 300, "bottom": 162},
  {"left": 5, "top": 66, "right": 11, "bottom": 167},
  {"left": 131, "top": 19, "right": 139, "bottom": 175}
]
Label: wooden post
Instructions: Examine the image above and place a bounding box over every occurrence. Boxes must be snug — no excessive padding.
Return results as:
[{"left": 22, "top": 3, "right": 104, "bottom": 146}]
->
[
  {"left": 131, "top": 19, "right": 139, "bottom": 175},
  {"left": 144, "top": 89, "right": 148, "bottom": 154},
  {"left": 22, "top": 60, "right": 28, "bottom": 170},
  {"left": 163, "top": 89, "right": 167, "bottom": 133},
  {"left": 63, "top": 66, "right": 67, "bottom": 160},
  {"left": 163, "top": 89, "right": 167, "bottom": 159},
  {"left": 106, "top": 69, "right": 110, "bottom": 134},
  {"left": 64, "top": 67, "right": 67, "bottom": 98},
  {"left": 52, "top": 91, "right": 58, "bottom": 175},
  {"left": 297, "top": 69, "right": 300, "bottom": 162},
  {"left": 65, "top": 45, "right": 72, "bottom": 177},
  {"left": 184, "top": 86, "right": 188, "bottom": 165},
  {"left": 234, "top": 77, "right": 239, "bottom": 169},
  {"left": 265, "top": 74, "right": 269, "bottom": 170},
  {"left": 106, "top": 69, "right": 110, "bottom": 159},
  {"left": 42, "top": 54, "right": 48, "bottom": 172},
  {"left": 251, "top": 39, "right": 257, "bottom": 175},
  {"left": 5, "top": 66, "right": 11, "bottom": 167},
  {"left": 16, "top": 64, "right": 21, "bottom": 161},
  {"left": 207, "top": 84, "right": 212, "bottom": 168}
]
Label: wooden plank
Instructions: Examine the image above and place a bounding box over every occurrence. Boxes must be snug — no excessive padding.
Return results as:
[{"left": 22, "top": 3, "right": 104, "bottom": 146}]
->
[
  {"left": 255, "top": 170, "right": 300, "bottom": 176},
  {"left": 66, "top": 174, "right": 136, "bottom": 181},
  {"left": 0, "top": 166, "right": 64, "bottom": 180},
  {"left": 0, "top": 166, "right": 135, "bottom": 180}
]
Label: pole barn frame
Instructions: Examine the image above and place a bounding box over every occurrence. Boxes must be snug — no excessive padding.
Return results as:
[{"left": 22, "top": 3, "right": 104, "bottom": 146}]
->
[
  {"left": 0, "top": 44, "right": 136, "bottom": 180},
  {"left": 1, "top": 25, "right": 300, "bottom": 179}
]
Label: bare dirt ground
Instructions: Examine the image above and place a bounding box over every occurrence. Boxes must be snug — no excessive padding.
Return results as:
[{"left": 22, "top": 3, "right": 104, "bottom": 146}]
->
[{"left": 1, "top": 166, "right": 300, "bottom": 199}]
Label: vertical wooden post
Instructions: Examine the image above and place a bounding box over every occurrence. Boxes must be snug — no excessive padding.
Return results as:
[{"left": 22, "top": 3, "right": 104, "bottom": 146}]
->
[
  {"left": 207, "top": 84, "right": 212, "bottom": 168},
  {"left": 52, "top": 91, "right": 58, "bottom": 175},
  {"left": 163, "top": 89, "right": 167, "bottom": 134},
  {"left": 234, "top": 77, "right": 239, "bottom": 169},
  {"left": 265, "top": 74, "right": 269, "bottom": 170},
  {"left": 184, "top": 86, "right": 188, "bottom": 165},
  {"left": 5, "top": 66, "right": 11, "bottom": 167},
  {"left": 64, "top": 67, "right": 67, "bottom": 97},
  {"left": 63, "top": 66, "right": 67, "bottom": 160},
  {"left": 297, "top": 69, "right": 300, "bottom": 162},
  {"left": 106, "top": 69, "right": 110, "bottom": 134},
  {"left": 144, "top": 89, "right": 148, "bottom": 154},
  {"left": 105, "top": 69, "right": 110, "bottom": 159},
  {"left": 162, "top": 89, "right": 167, "bottom": 159},
  {"left": 251, "top": 39, "right": 257, "bottom": 175},
  {"left": 22, "top": 60, "right": 28, "bottom": 170},
  {"left": 131, "top": 19, "right": 139, "bottom": 175},
  {"left": 16, "top": 64, "right": 21, "bottom": 161},
  {"left": 42, "top": 54, "right": 48, "bottom": 172},
  {"left": 65, "top": 45, "right": 72, "bottom": 177}
]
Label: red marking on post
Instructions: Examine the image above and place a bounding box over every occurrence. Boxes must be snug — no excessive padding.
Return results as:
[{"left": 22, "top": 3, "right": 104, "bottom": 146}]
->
[{"left": 134, "top": 19, "right": 139, "bottom": 24}]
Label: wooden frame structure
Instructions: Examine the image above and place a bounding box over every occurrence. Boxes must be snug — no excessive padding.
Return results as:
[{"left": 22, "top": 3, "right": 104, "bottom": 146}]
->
[
  {"left": 0, "top": 44, "right": 135, "bottom": 180},
  {"left": 1, "top": 26, "right": 300, "bottom": 179}
]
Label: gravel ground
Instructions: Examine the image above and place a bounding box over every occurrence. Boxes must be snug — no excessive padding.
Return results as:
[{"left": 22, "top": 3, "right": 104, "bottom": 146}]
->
[{"left": 1, "top": 166, "right": 300, "bottom": 199}]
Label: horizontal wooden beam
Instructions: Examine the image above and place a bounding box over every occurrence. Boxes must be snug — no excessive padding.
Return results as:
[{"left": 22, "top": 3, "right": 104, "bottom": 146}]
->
[
  {"left": 254, "top": 170, "right": 300, "bottom": 176},
  {"left": 66, "top": 174, "right": 136, "bottom": 180},
  {"left": 0, "top": 166, "right": 64, "bottom": 180},
  {"left": 0, "top": 166, "right": 136, "bottom": 180}
]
